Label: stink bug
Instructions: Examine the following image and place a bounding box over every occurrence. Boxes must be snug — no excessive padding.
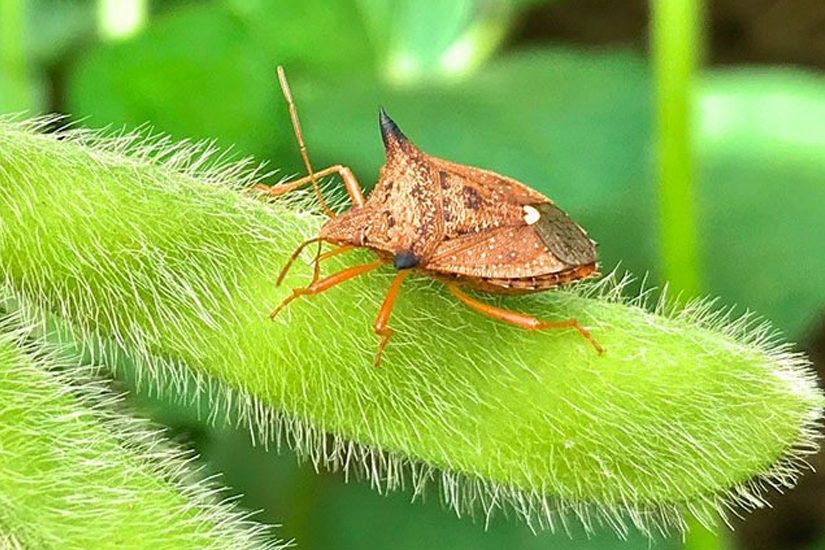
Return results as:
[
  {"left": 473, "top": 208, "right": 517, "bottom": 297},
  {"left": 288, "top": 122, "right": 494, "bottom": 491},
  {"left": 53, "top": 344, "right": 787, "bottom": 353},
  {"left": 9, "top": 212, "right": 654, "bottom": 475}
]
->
[{"left": 260, "top": 67, "right": 603, "bottom": 366}]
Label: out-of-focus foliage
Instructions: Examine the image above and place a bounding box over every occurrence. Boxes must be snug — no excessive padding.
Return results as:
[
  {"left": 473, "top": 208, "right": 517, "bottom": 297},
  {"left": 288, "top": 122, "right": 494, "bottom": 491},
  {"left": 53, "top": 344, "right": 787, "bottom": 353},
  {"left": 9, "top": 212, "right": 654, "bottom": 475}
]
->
[
  {"left": 26, "top": 0, "right": 96, "bottom": 64},
  {"left": 3, "top": 0, "right": 825, "bottom": 548},
  {"left": 698, "top": 71, "right": 825, "bottom": 337},
  {"left": 69, "top": 4, "right": 281, "bottom": 159},
  {"left": 227, "top": 0, "right": 376, "bottom": 76}
]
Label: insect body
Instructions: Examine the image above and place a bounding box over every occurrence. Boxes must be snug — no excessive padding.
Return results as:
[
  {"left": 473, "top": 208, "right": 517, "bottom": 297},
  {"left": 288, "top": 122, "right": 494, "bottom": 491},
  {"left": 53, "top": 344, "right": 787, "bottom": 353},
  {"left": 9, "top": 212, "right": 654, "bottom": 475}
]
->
[{"left": 262, "top": 67, "right": 603, "bottom": 366}]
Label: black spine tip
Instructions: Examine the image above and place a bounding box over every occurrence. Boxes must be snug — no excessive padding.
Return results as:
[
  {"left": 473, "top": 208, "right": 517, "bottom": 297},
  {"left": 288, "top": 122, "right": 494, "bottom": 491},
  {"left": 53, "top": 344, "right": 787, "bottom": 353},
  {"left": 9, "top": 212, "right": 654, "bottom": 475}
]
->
[{"left": 379, "top": 107, "right": 408, "bottom": 149}]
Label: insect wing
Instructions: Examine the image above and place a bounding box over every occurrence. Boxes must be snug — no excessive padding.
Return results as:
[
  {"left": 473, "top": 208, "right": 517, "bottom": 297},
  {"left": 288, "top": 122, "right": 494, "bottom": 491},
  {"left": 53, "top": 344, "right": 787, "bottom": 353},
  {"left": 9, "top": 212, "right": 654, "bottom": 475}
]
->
[
  {"left": 529, "top": 203, "right": 596, "bottom": 266},
  {"left": 426, "top": 224, "right": 568, "bottom": 279}
]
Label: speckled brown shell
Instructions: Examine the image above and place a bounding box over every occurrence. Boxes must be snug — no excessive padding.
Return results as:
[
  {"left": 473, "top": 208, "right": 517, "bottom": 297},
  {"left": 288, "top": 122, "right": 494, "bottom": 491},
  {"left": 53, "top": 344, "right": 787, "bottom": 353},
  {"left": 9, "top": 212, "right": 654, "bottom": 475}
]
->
[{"left": 319, "top": 110, "right": 597, "bottom": 294}]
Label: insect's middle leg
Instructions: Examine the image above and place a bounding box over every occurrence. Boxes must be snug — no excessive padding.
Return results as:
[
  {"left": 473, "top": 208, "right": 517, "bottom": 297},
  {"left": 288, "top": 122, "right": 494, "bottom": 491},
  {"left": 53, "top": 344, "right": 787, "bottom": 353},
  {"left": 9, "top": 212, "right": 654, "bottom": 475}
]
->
[
  {"left": 372, "top": 269, "right": 412, "bottom": 367},
  {"left": 446, "top": 283, "right": 603, "bottom": 354},
  {"left": 270, "top": 259, "right": 385, "bottom": 320}
]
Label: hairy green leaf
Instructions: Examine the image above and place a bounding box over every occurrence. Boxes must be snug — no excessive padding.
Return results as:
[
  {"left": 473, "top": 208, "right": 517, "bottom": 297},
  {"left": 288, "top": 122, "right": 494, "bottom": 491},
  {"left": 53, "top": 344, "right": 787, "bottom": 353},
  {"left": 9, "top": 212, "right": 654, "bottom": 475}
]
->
[
  {"left": 0, "top": 310, "right": 281, "bottom": 549},
  {"left": 0, "top": 118, "right": 821, "bottom": 537}
]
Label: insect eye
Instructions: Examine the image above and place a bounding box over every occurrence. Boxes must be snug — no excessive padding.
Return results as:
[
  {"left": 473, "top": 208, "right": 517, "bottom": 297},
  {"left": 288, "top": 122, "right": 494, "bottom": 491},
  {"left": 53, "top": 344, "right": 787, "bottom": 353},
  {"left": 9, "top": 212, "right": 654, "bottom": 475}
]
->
[
  {"left": 393, "top": 250, "right": 419, "bottom": 270},
  {"left": 523, "top": 205, "right": 541, "bottom": 225}
]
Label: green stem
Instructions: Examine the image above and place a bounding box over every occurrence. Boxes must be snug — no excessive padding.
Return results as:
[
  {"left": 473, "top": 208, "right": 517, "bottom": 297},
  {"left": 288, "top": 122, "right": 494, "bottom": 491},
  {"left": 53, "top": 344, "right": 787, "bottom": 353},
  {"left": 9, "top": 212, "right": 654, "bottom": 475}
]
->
[
  {"left": 0, "top": 120, "right": 821, "bottom": 538},
  {"left": 653, "top": 0, "right": 703, "bottom": 297},
  {"left": 653, "top": 0, "right": 722, "bottom": 548}
]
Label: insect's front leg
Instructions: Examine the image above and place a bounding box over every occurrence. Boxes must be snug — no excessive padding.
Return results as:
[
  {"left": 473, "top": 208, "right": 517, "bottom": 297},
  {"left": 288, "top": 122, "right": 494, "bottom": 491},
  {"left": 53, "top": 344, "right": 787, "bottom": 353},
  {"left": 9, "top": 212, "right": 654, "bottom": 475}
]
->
[
  {"left": 276, "top": 237, "right": 323, "bottom": 286},
  {"left": 372, "top": 270, "right": 412, "bottom": 367},
  {"left": 270, "top": 260, "right": 386, "bottom": 320},
  {"left": 256, "top": 165, "right": 366, "bottom": 209},
  {"left": 276, "top": 239, "right": 357, "bottom": 287}
]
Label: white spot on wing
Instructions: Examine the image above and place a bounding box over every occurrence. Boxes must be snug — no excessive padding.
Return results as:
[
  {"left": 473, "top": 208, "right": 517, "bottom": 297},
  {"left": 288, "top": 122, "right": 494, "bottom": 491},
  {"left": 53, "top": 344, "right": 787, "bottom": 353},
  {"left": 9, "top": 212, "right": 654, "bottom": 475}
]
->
[{"left": 523, "top": 205, "right": 540, "bottom": 225}]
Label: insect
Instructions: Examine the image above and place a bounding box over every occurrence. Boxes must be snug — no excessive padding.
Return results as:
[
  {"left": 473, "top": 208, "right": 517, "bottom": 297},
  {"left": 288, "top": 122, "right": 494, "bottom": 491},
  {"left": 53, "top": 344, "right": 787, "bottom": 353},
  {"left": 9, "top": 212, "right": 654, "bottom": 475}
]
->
[{"left": 259, "top": 66, "right": 603, "bottom": 366}]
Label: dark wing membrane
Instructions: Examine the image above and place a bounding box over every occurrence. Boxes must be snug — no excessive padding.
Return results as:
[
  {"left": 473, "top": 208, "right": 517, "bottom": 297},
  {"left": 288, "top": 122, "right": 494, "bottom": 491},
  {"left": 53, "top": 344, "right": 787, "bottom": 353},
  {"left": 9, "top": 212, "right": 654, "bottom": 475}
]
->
[{"left": 531, "top": 203, "right": 596, "bottom": 266}]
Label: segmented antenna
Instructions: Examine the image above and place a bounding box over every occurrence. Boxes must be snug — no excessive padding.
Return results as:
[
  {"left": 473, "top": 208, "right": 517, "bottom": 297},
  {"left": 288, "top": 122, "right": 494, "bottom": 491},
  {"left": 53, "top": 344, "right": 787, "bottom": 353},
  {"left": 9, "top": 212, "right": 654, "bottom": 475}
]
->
[{"left": 277, "top": 66, "right": 335, "bottom": 217}]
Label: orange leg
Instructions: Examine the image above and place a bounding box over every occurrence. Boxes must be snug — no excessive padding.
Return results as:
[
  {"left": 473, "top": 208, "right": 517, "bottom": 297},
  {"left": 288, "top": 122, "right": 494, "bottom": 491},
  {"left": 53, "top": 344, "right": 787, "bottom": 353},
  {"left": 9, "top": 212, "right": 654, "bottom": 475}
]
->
[
  {"left": 309, "top": 244, "right": 356, "bottom": 283},
  {"left": 256, "top": 164, "right": 366, "bottom": 208},
  {"left": 254, "top": 67, "right": 366, "bottom": 215},
  {"left": 446, "top": 284, "right": 604, "bottom": 354},
  {"left": 372, "top": 270, "right": 412, "bottom": 367},
  {"left": 318, "top": 245, "right": 355, "bottom": 262},
  {"left": 270, "top": 260, "right": 385, "bottom": 320},
  {"left": 276, "top": 237, "right": 324, "bottom": 286},
  {"left": 276, "top": 239, "right": 357, "bottom": 287}
]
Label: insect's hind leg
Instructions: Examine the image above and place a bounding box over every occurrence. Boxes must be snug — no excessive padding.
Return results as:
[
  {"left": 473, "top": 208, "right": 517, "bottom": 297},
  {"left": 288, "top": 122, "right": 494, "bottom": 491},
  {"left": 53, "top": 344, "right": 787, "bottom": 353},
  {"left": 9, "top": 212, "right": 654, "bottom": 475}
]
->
[{"left": 446, "top": 283, "right": 603, "bottom": 354}]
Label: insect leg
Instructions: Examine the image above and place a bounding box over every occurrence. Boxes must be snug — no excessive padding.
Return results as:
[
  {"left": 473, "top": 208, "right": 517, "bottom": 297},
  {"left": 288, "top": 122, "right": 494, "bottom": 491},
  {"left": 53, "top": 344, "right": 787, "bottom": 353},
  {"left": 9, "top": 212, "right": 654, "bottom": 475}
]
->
[
  {"left": 277, "top": 237, "right": 324, "bottom": 286},
  {"left": 309, "top": 243, "right": 358, "bottom": 284},
  {"left": 277, "top": 239, "right": 358, "bottom": 287},
  {"left": 256, "top": 164, "right": 366, "bottom": 208},
  {"left": 318, "top": 245, "right": 356, "bottom": 262},
  {"left": 270, "top": 259, "right": 386, "bottom": 320},
  {"left": 372, "top": 269, "right": 412, "bottom": 367},
  {"left": 446, "top": 284, "right": 604, "bottom": 354}
]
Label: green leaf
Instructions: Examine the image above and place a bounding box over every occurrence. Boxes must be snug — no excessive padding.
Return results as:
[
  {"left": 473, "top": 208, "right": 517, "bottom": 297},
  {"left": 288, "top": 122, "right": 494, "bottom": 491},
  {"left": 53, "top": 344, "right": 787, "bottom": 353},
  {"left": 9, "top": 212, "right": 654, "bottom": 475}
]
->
[
  {"left": 0, "top": 0, "right": 43, "bottom": 113},
  {"left": 0, "top": 310, "right": 280, "bottom": 549},
  {"left": 224, "top": 0, "right": 376, "bottom": 76},
  {"left": 26, "top": 0, "right": 96, "bottom": 65},
  {"left": 0, "top": 119, "right": 820, "bottom": 537},
  {"left": 382, "top": 0, "right": 476, "bottom": 81},
  {"left": 367, "top": 0, "right": 516, "bottom": 83},
  {"left": 67, "top": 4, "right": 281, "bottom": 160}
]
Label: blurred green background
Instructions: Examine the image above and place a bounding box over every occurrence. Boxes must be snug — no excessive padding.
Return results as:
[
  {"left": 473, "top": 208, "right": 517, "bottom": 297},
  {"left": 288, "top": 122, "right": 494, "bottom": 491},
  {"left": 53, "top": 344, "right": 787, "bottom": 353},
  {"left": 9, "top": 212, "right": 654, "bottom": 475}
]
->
[{"left": 3, "top": 0, "right": 825, "bottom": 549}]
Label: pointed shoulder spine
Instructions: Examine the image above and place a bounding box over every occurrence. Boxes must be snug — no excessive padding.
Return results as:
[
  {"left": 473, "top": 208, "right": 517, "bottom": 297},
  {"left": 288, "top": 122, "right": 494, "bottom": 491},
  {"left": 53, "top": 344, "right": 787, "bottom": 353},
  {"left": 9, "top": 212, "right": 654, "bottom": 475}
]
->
[{"left": 378, "top": 107, "right": 410, "bottom": 152}]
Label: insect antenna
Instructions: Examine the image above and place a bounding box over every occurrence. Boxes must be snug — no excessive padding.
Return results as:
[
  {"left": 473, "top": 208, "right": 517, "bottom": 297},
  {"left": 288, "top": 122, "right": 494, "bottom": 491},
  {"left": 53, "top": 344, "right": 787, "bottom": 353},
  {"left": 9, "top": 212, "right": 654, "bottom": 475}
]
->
[{"left": 276, "top": 65, "right": 336, "bottom": 218}]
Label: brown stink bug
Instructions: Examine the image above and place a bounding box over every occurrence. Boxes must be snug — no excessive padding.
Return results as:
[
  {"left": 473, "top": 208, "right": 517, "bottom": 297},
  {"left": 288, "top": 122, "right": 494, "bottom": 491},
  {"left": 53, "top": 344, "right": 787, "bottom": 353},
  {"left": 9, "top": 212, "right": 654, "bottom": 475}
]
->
[{"left": 259, "top": 67, "right": 603, "bottom": 366}]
